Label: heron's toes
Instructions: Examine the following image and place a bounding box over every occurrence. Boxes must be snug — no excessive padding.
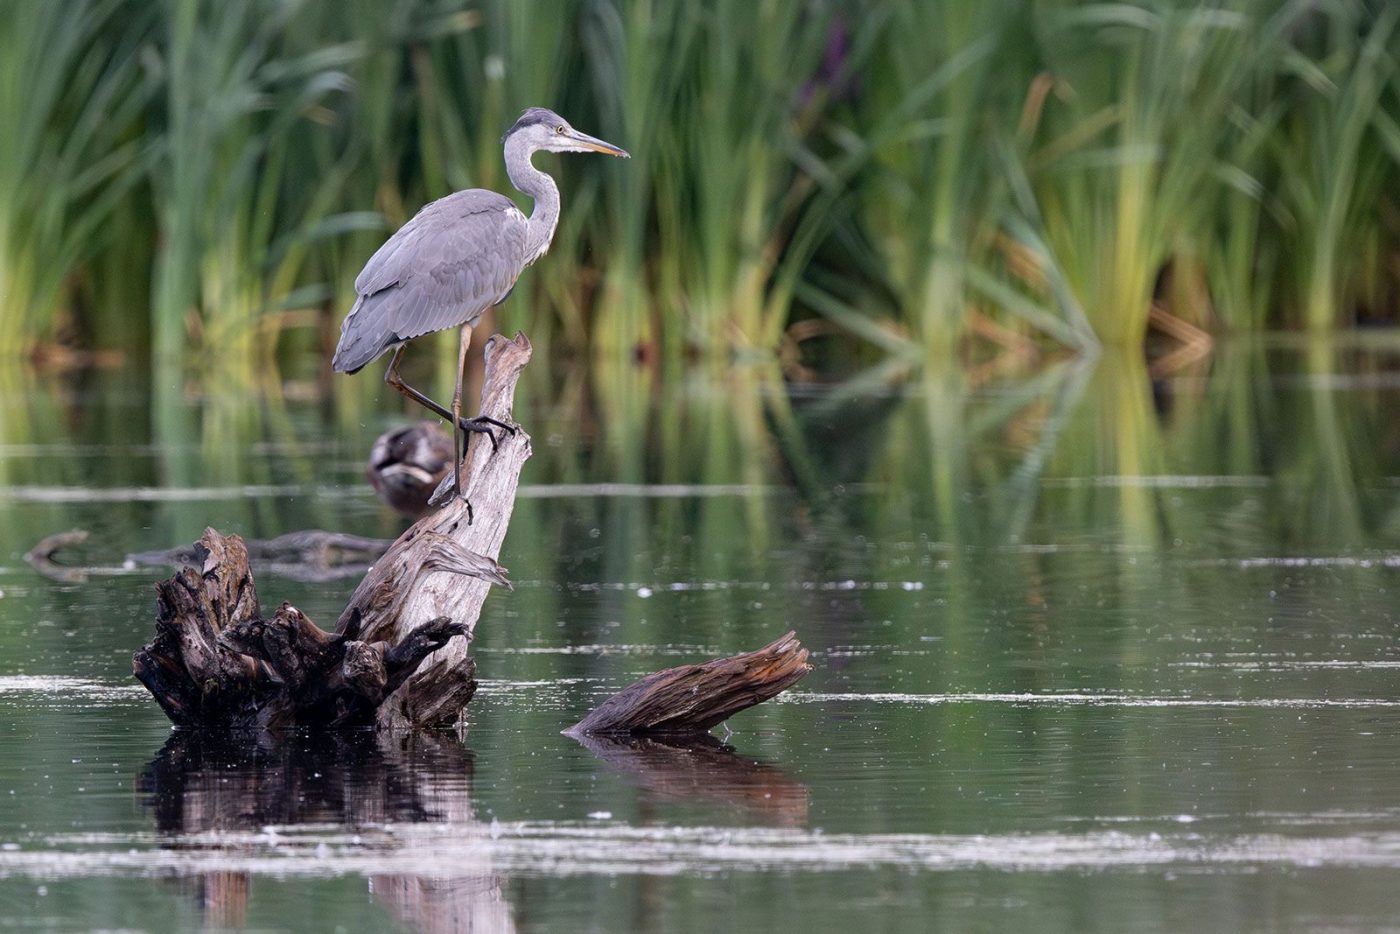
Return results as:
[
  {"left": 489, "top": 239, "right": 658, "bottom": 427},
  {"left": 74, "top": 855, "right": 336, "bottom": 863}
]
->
[
  {"left": 461, "top": 415, "right": 515, "bottom": 434},
  {"left": 459, "top": 415, "right": 517, "bottom": 453}
]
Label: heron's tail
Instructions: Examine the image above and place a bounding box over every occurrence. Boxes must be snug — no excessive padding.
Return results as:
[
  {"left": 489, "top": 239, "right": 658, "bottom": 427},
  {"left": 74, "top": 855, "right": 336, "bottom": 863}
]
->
[{"left": 331, "top": 295, "right": 391, "bottom": 374}]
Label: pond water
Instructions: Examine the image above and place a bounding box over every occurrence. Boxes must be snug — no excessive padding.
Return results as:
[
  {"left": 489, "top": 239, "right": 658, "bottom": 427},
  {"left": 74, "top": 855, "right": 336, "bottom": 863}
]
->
[{"left": 0, "top": 341, "right": 1397, "bottom": 931}]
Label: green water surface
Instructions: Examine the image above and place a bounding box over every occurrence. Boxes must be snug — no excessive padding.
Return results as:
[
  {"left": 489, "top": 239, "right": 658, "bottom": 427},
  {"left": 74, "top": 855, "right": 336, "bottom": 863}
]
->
[{"left": 0, "top": 341, "right": 1396, "bottom": 932}]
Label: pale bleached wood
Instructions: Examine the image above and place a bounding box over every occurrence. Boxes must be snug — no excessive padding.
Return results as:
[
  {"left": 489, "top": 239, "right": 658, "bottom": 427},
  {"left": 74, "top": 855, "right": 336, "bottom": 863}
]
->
[{"left": 336, "top": 331, "right": 533, "bottom": 730}]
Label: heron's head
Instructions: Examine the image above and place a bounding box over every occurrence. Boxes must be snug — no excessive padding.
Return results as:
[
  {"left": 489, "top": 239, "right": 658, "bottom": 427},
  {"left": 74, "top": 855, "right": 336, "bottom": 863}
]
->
[{"left": 504, "top": 107, "right": 630, "bottom": 159}]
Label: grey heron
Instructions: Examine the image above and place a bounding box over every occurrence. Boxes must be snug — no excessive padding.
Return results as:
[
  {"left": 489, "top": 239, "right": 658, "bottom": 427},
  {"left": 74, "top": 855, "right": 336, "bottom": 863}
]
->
[{"left": 332, "top": 107, "right": 629, "bottom": 517}]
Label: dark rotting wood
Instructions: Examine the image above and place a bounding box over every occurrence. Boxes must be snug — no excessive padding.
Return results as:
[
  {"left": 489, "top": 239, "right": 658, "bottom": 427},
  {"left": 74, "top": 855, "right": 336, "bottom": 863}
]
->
[
  {"left": 131, "top": 528, "right": 480, "bottom": 730},
  {"left": 565, "top": 632, "right": 813, "bottom": 737}
]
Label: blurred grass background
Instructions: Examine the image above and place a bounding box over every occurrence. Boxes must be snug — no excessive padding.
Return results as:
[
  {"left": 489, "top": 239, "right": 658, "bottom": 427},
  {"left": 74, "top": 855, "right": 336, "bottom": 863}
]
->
[{"left": 1, "top": 0, "right": 1398, "bottom": 383}]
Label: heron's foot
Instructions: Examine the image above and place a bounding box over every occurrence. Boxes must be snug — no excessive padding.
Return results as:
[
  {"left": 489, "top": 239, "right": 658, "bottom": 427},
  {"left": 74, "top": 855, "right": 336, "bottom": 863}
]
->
[{"left": 458, "top": 415, "right": 517, "bottom": 453}]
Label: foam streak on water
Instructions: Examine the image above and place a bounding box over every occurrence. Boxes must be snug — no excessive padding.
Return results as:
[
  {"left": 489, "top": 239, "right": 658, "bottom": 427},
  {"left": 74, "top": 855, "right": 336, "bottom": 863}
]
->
[
  {"left": 1, "top": 823, "right": 1398, "bottom": 879},
  {"left": 780, "top": 691, "right": 1400, "bottom": 709}
]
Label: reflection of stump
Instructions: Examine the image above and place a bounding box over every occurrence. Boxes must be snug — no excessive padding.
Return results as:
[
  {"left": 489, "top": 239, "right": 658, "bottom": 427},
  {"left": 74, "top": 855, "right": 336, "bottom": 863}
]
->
[
  {"left": 140, "top": 731, "right": 475, "bottom": 830},
  {"left": 139, "top": 731, "right": 513, "bottom": 933},
  {"left": 573, "top": 732, "right": 810, "bottom": 826}
]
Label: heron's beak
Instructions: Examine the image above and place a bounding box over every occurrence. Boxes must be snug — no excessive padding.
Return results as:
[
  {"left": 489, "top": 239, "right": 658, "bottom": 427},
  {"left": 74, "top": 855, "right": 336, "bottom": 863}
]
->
[{"left": 569, "top": 128, "right": 630, "bottom": 158}]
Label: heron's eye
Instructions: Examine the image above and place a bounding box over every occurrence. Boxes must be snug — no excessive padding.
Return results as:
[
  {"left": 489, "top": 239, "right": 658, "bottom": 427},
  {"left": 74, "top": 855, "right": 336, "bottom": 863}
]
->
[{"left": 555, "top": 125, "right": 566, "bottom": 135}]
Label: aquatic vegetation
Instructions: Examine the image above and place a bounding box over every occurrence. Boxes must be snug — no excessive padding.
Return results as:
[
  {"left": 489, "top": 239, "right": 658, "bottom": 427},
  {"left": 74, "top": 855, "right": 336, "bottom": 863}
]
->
[
  {"left": 0, "top": 0, "right": 1396, "bottom": 374},
  {"left": 0, "top": 1, "right": 153, "bottom": 357}
]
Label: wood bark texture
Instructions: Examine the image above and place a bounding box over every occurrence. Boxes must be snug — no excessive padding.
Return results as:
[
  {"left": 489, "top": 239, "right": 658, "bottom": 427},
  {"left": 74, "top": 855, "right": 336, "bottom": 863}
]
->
[
  {"left": 565, "top": 631, "right": 812, "bottom": 737},
  {"left": 336, "top": 331, "right": 533, "bottom": 730}
]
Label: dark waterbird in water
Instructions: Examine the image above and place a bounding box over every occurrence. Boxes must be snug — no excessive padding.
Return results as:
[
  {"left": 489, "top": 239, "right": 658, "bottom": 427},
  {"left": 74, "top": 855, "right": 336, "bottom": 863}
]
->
[{"left": 332, "top": 107, "right": 629, "bottom": 516}]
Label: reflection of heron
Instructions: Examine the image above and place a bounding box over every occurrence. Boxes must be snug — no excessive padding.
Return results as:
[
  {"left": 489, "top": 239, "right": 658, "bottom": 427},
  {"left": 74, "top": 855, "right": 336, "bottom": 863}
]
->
[{"left": 333, "top": 107, "right": 628, "bottom": 511}]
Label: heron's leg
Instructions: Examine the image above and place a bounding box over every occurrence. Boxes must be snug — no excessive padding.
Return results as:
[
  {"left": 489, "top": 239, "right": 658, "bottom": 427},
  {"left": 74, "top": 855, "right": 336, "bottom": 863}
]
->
[
  {"left": 450, "top": 325, "right": 472, "bottom": 510},
  {"left": 383, "top": 345, "right": 502, "bottom": 450}
]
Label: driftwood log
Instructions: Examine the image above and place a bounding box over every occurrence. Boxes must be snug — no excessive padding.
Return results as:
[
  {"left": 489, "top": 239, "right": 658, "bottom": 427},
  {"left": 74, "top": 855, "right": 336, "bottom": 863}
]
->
[
  {"left": 27, "top": 422, "right": 458, "bottom": 583},
  {"left": 566, "top": 632, "right": 811, "bottom": 736},
  {"left": 132, "top": 331, "right": 812, "bottom": 735}
]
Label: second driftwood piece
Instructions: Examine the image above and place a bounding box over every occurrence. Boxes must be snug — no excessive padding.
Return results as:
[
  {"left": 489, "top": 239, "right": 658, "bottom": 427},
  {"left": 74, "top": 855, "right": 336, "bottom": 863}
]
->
[{"left": 566, "top": 632, "right": 812, "bottom": 738}]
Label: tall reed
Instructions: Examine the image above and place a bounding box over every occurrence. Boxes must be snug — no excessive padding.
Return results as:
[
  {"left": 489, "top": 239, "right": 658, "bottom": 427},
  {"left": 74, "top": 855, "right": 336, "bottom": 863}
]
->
[
  {"left": 1272, "top": 0, "right": 1400, "bottom": 331},
  {"left": 1013, "top": 1, "right": 1284, "bottom": 348},
  {"left": 847, "top": 1, "right": 1029, "bottom": 355},
  {"left": 149, "top": 0, "right": 368, "bottom": 379},
  {"left": 0, "top": 0, "right": 152, "bottom": 356}
]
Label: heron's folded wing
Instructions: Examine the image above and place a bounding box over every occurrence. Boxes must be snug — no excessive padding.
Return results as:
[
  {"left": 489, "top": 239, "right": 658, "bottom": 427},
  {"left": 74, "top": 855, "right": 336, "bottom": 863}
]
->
[{"left": 352, "top": 190, "right": 528, "bottom": 341}]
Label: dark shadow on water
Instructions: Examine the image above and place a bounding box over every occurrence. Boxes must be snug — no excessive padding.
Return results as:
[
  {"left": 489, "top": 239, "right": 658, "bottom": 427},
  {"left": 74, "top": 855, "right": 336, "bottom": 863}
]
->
[
  {"left": 139, "top": 729, "right": 515, "bottom": 933},
  {"left": 570, "top": 732, "right": 810, "bottom": 827}
]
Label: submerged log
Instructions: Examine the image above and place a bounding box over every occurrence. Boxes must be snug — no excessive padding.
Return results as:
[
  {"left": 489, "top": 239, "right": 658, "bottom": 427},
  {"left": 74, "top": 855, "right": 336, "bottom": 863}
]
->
[
  {"left": 565, "top": 632, "right": 812, "bottom": 737},
  {"left": 28, "top": 528, "right": 394, "bottom": 583}
]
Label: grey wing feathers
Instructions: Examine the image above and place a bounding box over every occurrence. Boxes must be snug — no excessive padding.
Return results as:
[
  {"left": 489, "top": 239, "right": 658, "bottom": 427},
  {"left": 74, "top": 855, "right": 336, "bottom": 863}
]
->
[{"left": 332, "top": 190, "right": 528, "bottom": 373}]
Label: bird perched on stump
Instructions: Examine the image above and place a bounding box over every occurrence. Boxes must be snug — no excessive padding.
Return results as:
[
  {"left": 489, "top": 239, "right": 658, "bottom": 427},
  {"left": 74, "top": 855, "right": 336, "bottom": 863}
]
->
[{"left": 332, "top": 108, "right": 629, "bottom": 519}]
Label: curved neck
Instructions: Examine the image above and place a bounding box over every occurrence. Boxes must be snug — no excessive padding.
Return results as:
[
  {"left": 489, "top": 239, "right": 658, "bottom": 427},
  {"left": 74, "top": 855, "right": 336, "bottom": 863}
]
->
[{"left": 504, "top": 135, "right": 559, "bottom": 265}]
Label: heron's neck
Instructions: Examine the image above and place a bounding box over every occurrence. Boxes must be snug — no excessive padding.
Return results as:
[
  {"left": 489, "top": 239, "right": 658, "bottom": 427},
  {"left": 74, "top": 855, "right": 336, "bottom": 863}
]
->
[{"left": 505, "top": 137, "right": 559, "bottom": 266}]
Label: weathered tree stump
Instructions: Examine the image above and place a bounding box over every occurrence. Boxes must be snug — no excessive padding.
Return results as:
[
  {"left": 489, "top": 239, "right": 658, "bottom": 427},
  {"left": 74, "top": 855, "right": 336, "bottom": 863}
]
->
[
  {"left": 565, "top": 632, "right": 812, "bottom": 737},
  {"left": 132, "top": 331, "right": 813, "bottom": 736},
  {"left": 133, "top": 333, "right": 531, "bottom": 731},
  {"left": 131, "top": 528, "right": 478, "bottom": 730}
]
